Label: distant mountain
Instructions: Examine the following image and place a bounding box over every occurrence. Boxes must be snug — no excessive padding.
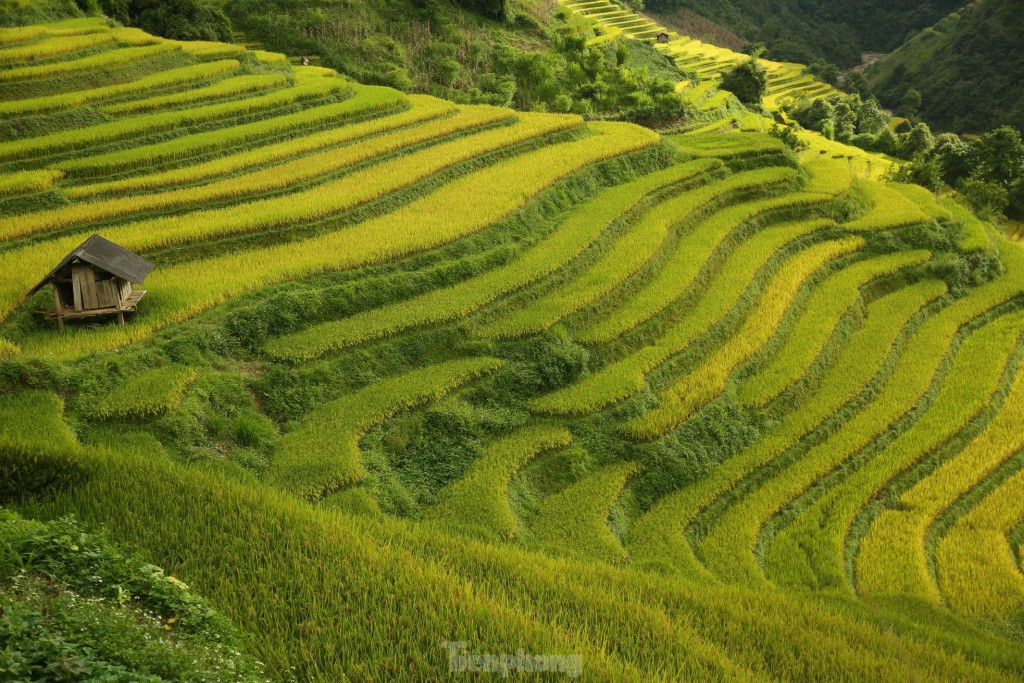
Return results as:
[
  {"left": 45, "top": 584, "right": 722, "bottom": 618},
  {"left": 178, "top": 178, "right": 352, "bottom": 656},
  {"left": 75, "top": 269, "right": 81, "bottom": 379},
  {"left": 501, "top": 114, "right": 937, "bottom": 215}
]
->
[
  {"left": 643, "top": 0, "right": 968, "bottom": 68},
  {"left": 868, "top": 0, "right": 1024, "bottom": 134}
]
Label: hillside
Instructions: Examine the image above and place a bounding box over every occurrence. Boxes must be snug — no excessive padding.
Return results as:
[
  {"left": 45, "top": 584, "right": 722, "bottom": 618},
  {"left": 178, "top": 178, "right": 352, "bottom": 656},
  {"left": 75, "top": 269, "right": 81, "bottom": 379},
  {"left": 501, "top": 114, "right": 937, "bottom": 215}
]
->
[
  {"left": 868, "top": 0, "right": 1024, "bottom": 134},
  {"left": 643, "top": 0, "right": 969, "bottom": 68},
  {"left": 558, "top": 0, "right": 842, "bottom": 111},
  {"left": 2, "top": 15, "right": 1024, "bottom": 683},
  {"left": 222, "top": 0, "right": 705, "bottom": 127}
]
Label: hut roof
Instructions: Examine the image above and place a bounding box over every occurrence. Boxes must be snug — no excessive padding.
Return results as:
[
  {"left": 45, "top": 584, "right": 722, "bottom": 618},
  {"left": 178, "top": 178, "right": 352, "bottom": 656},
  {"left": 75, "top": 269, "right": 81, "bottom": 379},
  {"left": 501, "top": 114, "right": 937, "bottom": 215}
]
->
[{"left": 28, "top": 234, "right": 154, "bottom": 296}]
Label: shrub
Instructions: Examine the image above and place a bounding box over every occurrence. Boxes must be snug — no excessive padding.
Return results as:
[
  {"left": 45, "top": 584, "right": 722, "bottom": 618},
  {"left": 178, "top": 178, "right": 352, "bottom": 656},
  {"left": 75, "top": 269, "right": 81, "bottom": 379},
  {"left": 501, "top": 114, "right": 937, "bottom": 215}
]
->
[
  {"left": 719, "top": 57, "right": 767, "bottom": 105},
  {"left": 0, "top": 508, "right": 266, "bottom": 681}
]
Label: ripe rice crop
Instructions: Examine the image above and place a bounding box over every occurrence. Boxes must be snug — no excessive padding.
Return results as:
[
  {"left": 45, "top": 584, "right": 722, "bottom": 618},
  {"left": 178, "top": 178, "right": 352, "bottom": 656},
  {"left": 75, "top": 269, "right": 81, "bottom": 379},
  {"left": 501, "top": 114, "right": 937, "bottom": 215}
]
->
[
  {"left": 57, "top": 83, "right": 402, "bottom": 179},
  {"left": 736, "top": 254, "right": 936, "bottom": 408},
  {"left": 580, "top": 192, "right": 830, "bottom": 343},
  {"left": 426, "top": 425, "right": 573, "bottom": 542},
  {"left": 0, "top": 168, "right": 62, "bottom": 196},
  {"left": 479, "top": 166, "right": 798, "bottom": 340},
  {"left": 4, "top": 121, "right": 659, "bottom": 357},
  {"left": 623, "top": 237, "right": 864, "bottom": 441},
  {"left": 0, "top": 43, "right": 176, "bottom": 84},
  {"left": 168, "top": 40, "right": 246, "bottom": 60},
  {"left": 533, "top": 218, "right": 863, "bottom": 415},
  {"left": 0, "top": 75, "right": 348, "bottom": 163},
  {"left": 801, "top": 157, "right": 857, "bottom": 197},
  {"left": 936, "top": 466, "right": 1024, "bottom": 619},
  {"left": 0, "top": 17, "right": 1009, "bottom": 681},
  {"left": 891, "top": 182, "right": 954, "bottom": 221},
  {"left": 0, "top": 18, "right": 109, "bottom": 45},
  {"left": 33, "top": 435, "right": 1002, "bottom": 681},
  {"left": 100, "top": 73, "right": 290, "bottom": 115},
  {"left": 0, "top": 111, "right": 576, "bottom": 288},
  {"left": 856, "top": 328, "right": 1024, "bottom": 600},
  {"left": 0, "top": 59, "right": 240, "bottom": 118},
  {"left": 844, "top": 181, "right": 932, "bottom": 232},
  {"left": 530, "top": 461, "right": 640, "bottom": 564},
  {"left": 265, "top": 357, "right": 503, "bottom": 501},
  {"left": 9, "top": 102, "right": 508, "bottom": 242},
  {"left": 265, "top": 161, "right": 718, "bottom": 359},
  {"left": 251, "top": 50, "right": 288, "bottom": 64},
  {"left": 0, "top": 30, "right": 117, "bottom": 65},
  {"left": 700, "top": 279, "right": 1024, "bottom": 587},
  {"left": 765, "top": 311, "right": 1023, "bottom": 592},
  {"left": 0, "top": 390, "right": 78, "bottom": 453},
  {"left": 942, "top": 197, "right": 993, "bottom": 252},
  {"left": 626, "top": 279, "right": 946, "bottom": 578},
  {"left": 671, "top": 133, "right": 788, "bottom": 159},
  {"left": 67, "top": 94, "right": 451, "bottom": 198},
  {"left": 86, "top": 364, "right": 199, "bottom": 420}
]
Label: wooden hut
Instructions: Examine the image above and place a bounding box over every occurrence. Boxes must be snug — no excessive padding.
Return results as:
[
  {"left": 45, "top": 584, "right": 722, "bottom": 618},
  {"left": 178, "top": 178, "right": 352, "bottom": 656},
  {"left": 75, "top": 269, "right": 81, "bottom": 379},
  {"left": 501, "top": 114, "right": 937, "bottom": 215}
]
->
[
  {"left": 656, "top": 32, "right": 671, "bottom": 44},
  {"left": 28, "top": 234, "right": 153, "bottom": 331}
]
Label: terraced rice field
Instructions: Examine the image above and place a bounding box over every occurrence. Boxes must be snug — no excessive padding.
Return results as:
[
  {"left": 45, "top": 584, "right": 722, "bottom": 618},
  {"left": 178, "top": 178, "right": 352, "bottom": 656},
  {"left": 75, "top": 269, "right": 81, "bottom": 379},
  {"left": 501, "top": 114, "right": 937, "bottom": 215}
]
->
[
  {"left": 558, "top": 0, "right": 840, "bottom": 113},
  {"left": 3, "top": 19, "right": 1024, "bottom": 682}
]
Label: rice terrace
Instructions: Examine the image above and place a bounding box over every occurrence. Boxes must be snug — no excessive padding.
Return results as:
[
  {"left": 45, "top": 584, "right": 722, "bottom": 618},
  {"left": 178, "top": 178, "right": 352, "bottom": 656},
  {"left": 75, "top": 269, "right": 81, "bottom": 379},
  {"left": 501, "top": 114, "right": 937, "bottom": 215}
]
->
[{"left": 1, "top": 0, "right": 1024, "bottom": 680}]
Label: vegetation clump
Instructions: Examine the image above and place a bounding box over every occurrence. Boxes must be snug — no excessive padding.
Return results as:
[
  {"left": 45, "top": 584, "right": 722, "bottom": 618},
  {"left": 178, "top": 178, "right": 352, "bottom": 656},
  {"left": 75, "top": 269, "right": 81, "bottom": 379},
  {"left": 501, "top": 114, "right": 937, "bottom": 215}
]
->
[{"left": 0, "top": 508, "right": 266, "bottom": 682}]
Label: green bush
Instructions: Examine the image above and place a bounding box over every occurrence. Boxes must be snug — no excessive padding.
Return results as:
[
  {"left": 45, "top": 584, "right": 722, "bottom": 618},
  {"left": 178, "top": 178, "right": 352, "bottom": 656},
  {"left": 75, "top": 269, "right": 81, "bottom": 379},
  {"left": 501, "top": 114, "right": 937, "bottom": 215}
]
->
[
  {"left": 99, "top": 0, "right": 233, "bottom": 42},
  {"left": 0, "top": 508, "right": 266, "bottom": 681},
  {"left": 455, "top": 0, "right": 510, "bottom": 22}
]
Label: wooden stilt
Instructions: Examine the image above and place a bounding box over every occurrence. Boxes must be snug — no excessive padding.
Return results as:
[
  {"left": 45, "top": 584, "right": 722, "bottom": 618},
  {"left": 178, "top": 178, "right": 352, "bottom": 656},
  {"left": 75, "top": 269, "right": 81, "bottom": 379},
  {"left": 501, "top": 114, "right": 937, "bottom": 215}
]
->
[
  {"left": 54, "top": 288, "right": 65, "bottom": 333},
  {"left": 117, "top": 310, "right": 125, "bottom": 325}
]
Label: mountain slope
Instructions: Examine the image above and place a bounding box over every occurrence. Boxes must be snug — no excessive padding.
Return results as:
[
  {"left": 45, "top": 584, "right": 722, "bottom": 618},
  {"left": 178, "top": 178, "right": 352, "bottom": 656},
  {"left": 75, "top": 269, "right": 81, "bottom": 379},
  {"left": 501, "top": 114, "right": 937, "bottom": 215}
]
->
[
  {"left": 869, "top": 0, "right": 1024, "bottom": 133},
  {"left": 1, "top": 17, "right": 1023, "bottom": 683},
  {"left": 644, "top": 0, "right": 968, "bottom": 68}
]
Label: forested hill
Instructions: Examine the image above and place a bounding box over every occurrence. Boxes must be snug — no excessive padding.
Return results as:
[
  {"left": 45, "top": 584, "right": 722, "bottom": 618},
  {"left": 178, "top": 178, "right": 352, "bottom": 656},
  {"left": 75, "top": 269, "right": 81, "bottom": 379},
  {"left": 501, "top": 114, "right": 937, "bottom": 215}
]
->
[
  {"left": 644, "top": 0, "right": 968, "bottom": 68},
  {"left": 868, "top": 0, "right": 1024, "bottom": 134}
]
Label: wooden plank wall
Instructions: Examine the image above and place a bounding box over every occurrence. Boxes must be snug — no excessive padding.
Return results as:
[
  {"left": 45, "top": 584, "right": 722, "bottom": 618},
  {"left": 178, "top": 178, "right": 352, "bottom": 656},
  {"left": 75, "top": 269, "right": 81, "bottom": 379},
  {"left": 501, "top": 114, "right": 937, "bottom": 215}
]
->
[{"left": 72, "top": 265, "right": 98, "bottom": 310}]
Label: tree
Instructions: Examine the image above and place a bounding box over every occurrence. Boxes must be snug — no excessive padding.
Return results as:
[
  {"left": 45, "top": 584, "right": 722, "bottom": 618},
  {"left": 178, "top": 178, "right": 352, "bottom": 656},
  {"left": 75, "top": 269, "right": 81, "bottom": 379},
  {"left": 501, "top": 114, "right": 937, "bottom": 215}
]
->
[
  {"left": 103, "top": 0, "right": 232, "bottom": 42},
  {"left": 972, "top": 125, "right": 1024, "bottom": 188},
  {"left": 843, "top": 71, "right": 873, "bottom": 100},
  {"left": 932, "top": 133, "right": 973, "bottom": 187},
  {"left": 801, "top": 97, "right": 834, "bottom": 133},
  {"left": 959, "top": 178, "right": 1009, "bottom": 221},
  {"left": 855, "top": 98, "right": 888, "bottom": 135},
  {"left": 890, "top": 156, "right": 942, "bottom": 193},
  {"left": 900, "top": 88, "right": 922, "bottom": 118},
  {"left": 742, "top": 42, "right": 766, "bottom": 57},
  {"left": 768, "top": 123, "right": 807, "bottom": 151},
  {"left": 808, "top": 58, "right": 840, "bottom": 86},
  {"left": 719, "top": 56, "right": 767, "bottom": 106},
  {"left": 874, "top": 127, "right": 899, "bottom": 155},
  {"left": 901, "top": 122, "right": 935, "bottom": 158},
  {"left": 830, "top": 100, "right": 856, "bottom": 141}
]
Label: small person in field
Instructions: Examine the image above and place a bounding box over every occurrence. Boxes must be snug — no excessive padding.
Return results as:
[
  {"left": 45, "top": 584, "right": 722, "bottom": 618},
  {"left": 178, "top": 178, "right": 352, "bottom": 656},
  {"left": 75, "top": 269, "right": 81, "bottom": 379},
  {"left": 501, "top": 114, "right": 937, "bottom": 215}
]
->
[{"left": 300, "top": 56, "right": 310, "bottom": 66}]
